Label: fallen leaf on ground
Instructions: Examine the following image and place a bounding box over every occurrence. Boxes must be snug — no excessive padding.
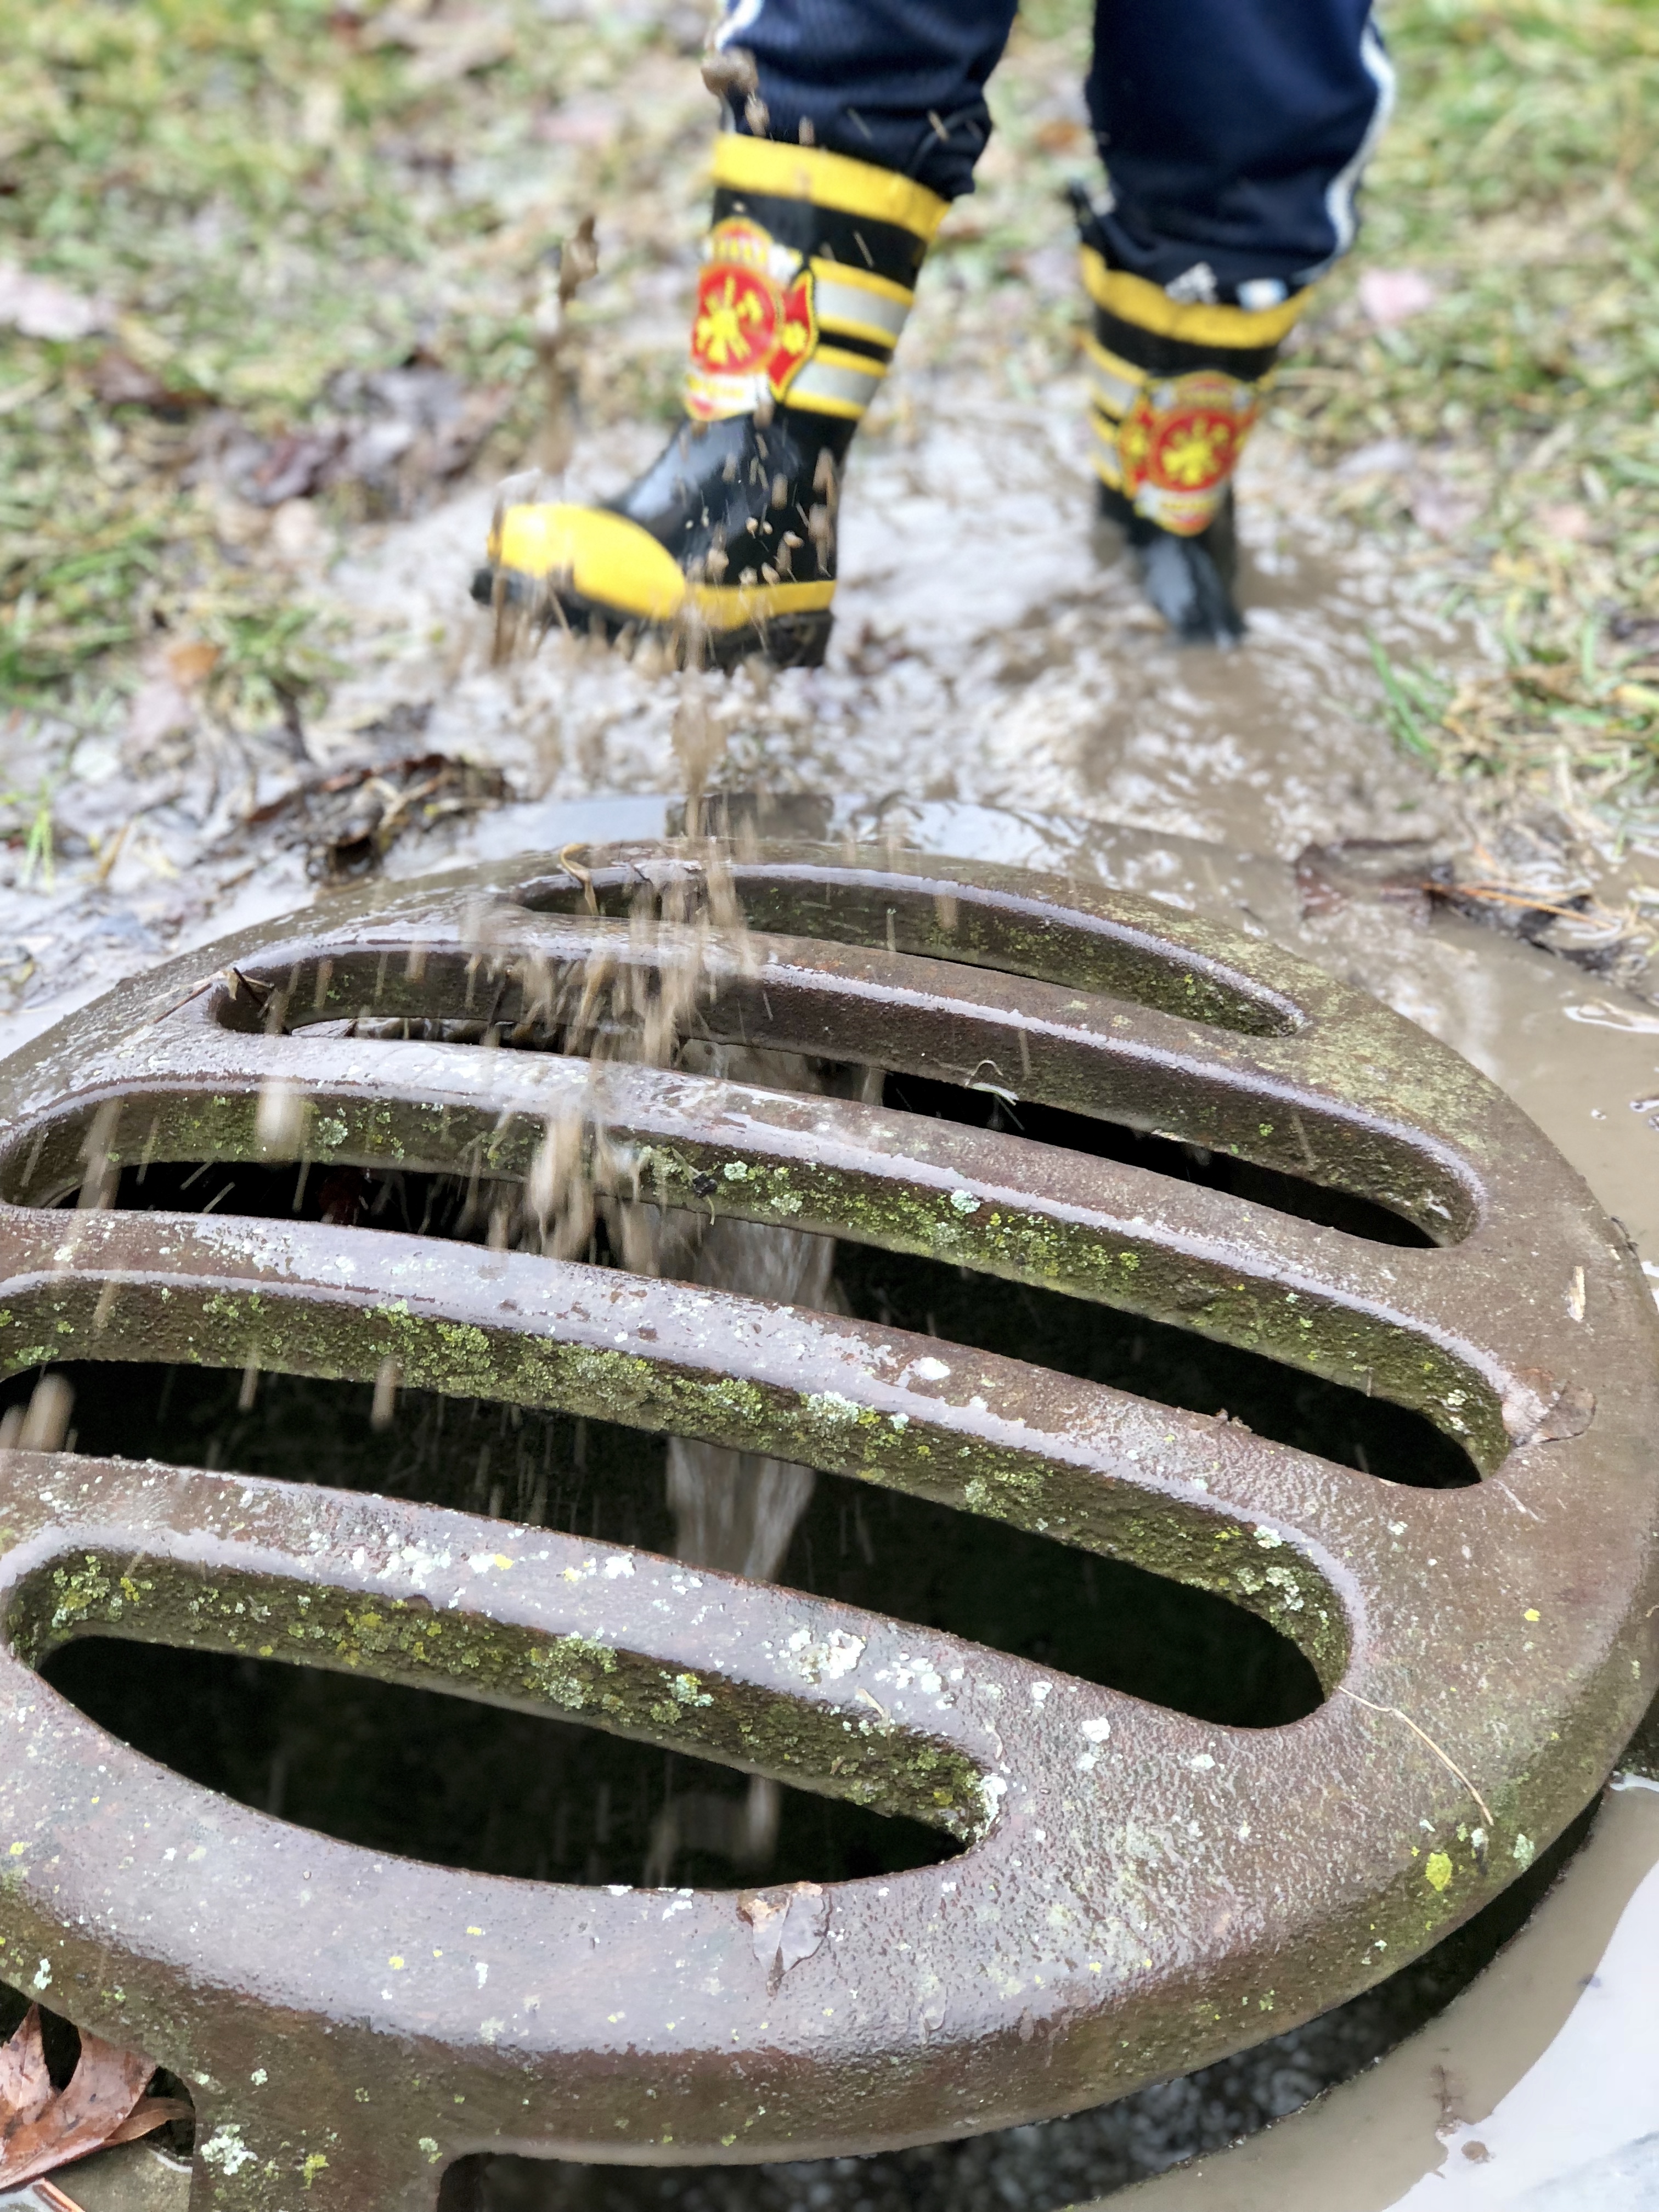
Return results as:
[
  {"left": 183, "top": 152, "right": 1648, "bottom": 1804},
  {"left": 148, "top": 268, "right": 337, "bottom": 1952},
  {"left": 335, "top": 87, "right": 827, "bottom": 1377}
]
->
[
  {"left": 165, "top": 640, "right": 222, "bottom": 689},
  {"left": 1033, "top": 117, "right": 1088, "bottom": 153},
  {"left": 88, "top": 349, "right": 210, "bottom": 412},
  {"left": 1357, "top": 267, "right": 1437, "bottom": 329},
  {"left": 125, "top": 640, "right": 222, "bottom": 755},
  {"left": 241, "top": 748, "right": 511, "bottom": 878},
  {"left": 250, "top": 429, "right": 345, "bottom": 506},
  {"left": 0, "top": 2006, "right": 191, "bottom": 2191},
  {"left": 0, "top": 265, "right": 116, "bottom": 341}
]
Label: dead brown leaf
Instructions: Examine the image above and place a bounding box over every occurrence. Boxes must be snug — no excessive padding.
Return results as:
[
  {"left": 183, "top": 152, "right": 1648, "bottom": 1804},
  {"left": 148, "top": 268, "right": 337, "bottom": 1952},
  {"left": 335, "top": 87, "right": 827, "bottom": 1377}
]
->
[
  {"left": 0, "top": 2006, "right": 191, "bottom": 2192},
  {"left": 737, "top": 1881, "right": 831, "bottom": 1992},
  {"left": 1032, "top": 117, "right": 1088, "bottom": 153},
  {"left": 165, "top": 640, "right": 222, "bottom": 689},
  {"left": 125, "top": 639, "right": 223, "bottom": 759},
  {"left": 88, "top": 349, "right": 210, "bottom": 413},
  {"left": 241, "top": 748, "right": 511, "bottom": 878}
]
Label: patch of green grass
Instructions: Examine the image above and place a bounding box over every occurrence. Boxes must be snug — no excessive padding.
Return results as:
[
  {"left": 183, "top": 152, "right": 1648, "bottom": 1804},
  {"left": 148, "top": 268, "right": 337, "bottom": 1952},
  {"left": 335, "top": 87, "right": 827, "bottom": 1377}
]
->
[
  {"left": 1285, "top": 0, "right": 1659, "bottom": 845},
  {"left": 1368, "top": 635, "right": 1453, "bottom": 763},
  {"left": 0, "top": 0, "right": 701, "bottom": 726},
  {"left": 0, "top": 781, "right": 59, "bottom": 890}
]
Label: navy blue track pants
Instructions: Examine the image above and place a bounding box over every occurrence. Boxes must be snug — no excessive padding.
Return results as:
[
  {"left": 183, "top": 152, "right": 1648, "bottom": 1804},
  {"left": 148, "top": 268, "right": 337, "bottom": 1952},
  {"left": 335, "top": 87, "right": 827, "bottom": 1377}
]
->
[{"left": 714, "top": 0, "right": 1393, "bottom": 302}]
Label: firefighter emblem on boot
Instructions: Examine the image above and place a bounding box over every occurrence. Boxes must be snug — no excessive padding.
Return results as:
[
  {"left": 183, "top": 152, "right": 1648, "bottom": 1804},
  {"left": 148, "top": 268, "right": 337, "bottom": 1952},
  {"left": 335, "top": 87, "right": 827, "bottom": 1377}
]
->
[
  {"left": 1118, "top": 370, "right": 1261, "bottom": 535},
  {"left": 686, "top": 219, "right": 819, "bottom": 420}
]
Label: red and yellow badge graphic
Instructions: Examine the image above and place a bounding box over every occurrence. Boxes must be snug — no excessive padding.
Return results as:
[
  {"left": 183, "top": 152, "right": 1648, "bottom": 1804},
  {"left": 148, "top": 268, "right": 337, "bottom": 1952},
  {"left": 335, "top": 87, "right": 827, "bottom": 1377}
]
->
[
  {"left": 686, "top": 219, "right": 817, "bottom": 420},
  {"left": 1118, "top": 371, "right": 1260, "bottom": 534}
]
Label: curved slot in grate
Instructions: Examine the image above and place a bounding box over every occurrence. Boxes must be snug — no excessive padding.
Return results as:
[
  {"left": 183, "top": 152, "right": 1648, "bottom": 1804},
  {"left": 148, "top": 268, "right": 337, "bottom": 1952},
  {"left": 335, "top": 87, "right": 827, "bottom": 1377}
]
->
[
  {"left": 511, "top": 852, "right": 1309, "bottom": 1039},
  {"left": 835, "top": 1246, "right": 1477, "bottom": 1489},
  {"left": 42, "top": 1641, "right": 961, "bottom": 1891},
  {"left": 880, "top": 1070, "right": 1437, "bottom": 1248},
  {"left": 49, "top": 1146, "right": 1469, "bottom": 1485},
  {"left": 14, "top": 1361, "right": 1321, "bottom": 1733}
]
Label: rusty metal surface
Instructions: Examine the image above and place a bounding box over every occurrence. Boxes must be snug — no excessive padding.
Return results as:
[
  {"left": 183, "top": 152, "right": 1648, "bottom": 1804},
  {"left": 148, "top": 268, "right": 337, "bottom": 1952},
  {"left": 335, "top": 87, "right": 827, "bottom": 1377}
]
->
[{"left": 0, "top": 840, "right": 1654, "bottom": 2211}]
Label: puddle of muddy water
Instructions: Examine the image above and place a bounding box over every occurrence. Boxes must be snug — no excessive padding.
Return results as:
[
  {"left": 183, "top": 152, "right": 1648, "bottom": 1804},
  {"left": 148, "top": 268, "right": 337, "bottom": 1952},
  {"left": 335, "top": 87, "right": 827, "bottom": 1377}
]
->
[
  {"left": 1118, "top": 1777, "right": 1659, "bottom": 2212},
  {"left": 303, "top": 397, "right": 1462, "bottom": 868}
]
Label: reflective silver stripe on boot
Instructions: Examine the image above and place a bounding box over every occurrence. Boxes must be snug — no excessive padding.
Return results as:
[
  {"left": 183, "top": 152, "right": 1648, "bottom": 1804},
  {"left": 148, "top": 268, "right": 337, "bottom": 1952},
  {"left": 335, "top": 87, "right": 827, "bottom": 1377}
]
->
[
  {"left": 811, "top": 263, "right": 914, "bottom": 349},
  {"left": 788, "top": 348, "right": 890, "bottom": 417}
]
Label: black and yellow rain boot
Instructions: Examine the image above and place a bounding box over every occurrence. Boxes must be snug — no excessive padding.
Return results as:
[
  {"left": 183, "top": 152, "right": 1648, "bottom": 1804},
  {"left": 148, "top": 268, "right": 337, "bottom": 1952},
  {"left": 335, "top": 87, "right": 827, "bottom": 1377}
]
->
[
  {"left": 476, "top": 138, "right": 947, "bottom": 668},
  {"left": 1071, "top": 190, "right": 1310, "bottom": 645}
]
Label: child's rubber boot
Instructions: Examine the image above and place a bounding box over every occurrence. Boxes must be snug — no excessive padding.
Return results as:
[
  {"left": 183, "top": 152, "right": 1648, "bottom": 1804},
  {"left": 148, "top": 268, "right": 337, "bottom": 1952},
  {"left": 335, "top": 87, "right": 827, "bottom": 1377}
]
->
[
  {"left": 476, "top": 138, "right": 947, "bottom": 668},
  {"left": 1072, "top": 188, "right": 1311, "bottom": 645}
]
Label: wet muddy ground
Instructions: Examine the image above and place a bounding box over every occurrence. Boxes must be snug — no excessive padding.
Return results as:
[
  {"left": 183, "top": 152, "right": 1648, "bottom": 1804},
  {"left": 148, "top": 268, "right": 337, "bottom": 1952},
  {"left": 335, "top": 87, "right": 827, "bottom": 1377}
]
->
[
  {"left": 14, "top": 388, "right": 1652, "bottom": 1035},
  {"left": 0, "top": 399, "right": 1460, "bottom": 1018}
]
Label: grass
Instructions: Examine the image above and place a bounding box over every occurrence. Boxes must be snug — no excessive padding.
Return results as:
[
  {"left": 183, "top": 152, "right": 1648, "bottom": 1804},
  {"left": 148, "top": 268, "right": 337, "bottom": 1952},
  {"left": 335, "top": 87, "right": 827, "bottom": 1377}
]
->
[
  {"left": 1281, "top": 0, "right": 1659, "bottom": 855},
  {"left": 1367, "top": 635, "right": 1451, "bottom": 763},
  {"left": 0, "top": 0, "right": 1655, "bottom": 860},
  {"left": 0, "top": 0, "right": 704, "bottom": 731}
]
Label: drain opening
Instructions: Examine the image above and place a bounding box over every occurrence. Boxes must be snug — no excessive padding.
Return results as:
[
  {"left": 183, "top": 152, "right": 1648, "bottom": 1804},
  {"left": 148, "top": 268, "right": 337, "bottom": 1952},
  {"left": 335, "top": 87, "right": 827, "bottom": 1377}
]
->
[
  {"left": 203, "top": 920, "right": 1478, "bottom": 1245},
  {"left": 29, "top": 1332, "right": 1315, "bottom": 1897},
  {"left": 236, "top": 1010, "right": 1462, "bottom": 1250},
  {"left": 882, "top": 1071, "right": 1437, "bottom": 1249},
  {"left": 838, "top": 1245, "right": 1475, "bottom": 1489},
  {"left": 42, "top": 1643, "right": 956, "bottom": 1889},
  {"left": 515, "top": 859, "right": 1309, "bottom": 1040},
  {"left": 51, "top": 1148, "right": 1474, "bottom": 1488},
  {"left": 15, "top": 1359, "right": 1321, "bottom": 1734}
]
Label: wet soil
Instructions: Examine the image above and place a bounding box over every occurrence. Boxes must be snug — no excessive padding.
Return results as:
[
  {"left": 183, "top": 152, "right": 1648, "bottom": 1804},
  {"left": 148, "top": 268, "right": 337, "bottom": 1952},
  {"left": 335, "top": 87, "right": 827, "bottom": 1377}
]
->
[
  {"left": 0, "top": 368, "right": 1480, "bottom": 1049},
  {"left": 313, "top": 395, "right": 1460, "bottom": 860}
]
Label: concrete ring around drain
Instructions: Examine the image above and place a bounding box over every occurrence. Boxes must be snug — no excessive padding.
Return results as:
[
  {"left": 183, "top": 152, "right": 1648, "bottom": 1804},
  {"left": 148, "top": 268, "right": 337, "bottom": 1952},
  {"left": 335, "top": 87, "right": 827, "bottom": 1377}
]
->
[{"left": 0, "top": 837, "right": 1654, "bottom": 2211}]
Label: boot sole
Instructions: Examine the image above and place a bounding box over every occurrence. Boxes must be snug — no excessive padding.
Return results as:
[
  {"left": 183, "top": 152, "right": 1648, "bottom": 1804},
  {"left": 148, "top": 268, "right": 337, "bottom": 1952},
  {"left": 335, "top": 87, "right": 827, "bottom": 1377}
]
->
[{"left": 471, "top": 569, "right": 834, "bottom": 672}]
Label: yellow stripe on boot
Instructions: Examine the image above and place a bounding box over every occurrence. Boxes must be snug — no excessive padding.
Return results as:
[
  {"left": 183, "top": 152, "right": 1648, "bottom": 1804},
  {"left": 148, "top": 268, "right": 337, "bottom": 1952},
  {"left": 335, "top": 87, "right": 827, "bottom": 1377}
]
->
[
  {"left": 490, "top": 504, "right": 833, "bottom": 634},
  {"left": 1079, "top": 249, "right": 1310, "bottom": 349},
  {"left": 710, "top": 136, "right": 949, "bottom": 241},
  {"left": 688, "top": 140, "right": 940, "bottom": 425}
]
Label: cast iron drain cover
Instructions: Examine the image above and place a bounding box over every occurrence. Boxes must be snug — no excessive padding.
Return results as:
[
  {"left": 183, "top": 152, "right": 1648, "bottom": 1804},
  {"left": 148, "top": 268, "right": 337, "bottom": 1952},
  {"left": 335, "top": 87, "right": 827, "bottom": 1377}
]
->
[{"left": 0, "top": 842, "right": 1654, "bottom": 2210}]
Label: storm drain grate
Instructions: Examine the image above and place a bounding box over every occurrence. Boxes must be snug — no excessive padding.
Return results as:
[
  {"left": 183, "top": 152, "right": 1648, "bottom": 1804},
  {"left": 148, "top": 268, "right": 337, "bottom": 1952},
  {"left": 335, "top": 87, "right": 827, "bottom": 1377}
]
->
[{"left": 0, "top": 840, "right": 1654, "bottom": 2211}]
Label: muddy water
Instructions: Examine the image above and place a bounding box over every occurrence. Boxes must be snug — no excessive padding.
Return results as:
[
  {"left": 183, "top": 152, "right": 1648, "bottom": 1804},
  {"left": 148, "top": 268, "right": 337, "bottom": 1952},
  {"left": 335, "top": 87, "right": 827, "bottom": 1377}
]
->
[
  {"left": 1119, "top": 1779, "right": 1659, "bottom": 2211},
  {"left": 315, "top": 392, "right": 1457, "bottom": 865}
]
